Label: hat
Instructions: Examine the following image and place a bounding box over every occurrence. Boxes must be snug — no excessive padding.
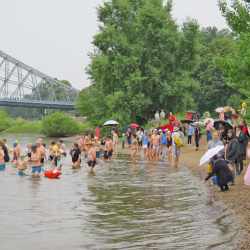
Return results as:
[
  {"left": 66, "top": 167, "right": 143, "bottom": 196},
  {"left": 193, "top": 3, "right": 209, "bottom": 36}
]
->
[
  {"left": 158, "top": 129, "right": 163, "bottom": 132},
  {"left": 31, "top": 145, "right": 38, "bottom": 150},
  {"left": 219, "top": 126, "right": 224, "bottom": 130},
  {"left": 20, "top": 153, "right": 25, "bottom": 158},
  {"left": 13, "top": 142, "right": 17, "bottom": 147},
  {"left": 236, "top": 125, "right": 242, "bottom": 129},
  {"left": 154, "top": 129, "right": 158, "bottom": 131},
  {"left": 86, "top": 141, "right": 92, "bottom": 145},
  {"left": 167, "top": 131, "right": 171, "bottom": 134},
  {"left": 173, "top": 127, "right": 179, "bottom": 132},
  {"left": 59, "top": 140, "right": 63, "bottom": 143},
  {"left": 53, "top": 146, "right": 58, "bottom": 151},
  {"left": 164, "top": 129, "right": 169, "bottom": 131},
  {"left": 15, "top": 140, "right": 18, "bottom": 144}
]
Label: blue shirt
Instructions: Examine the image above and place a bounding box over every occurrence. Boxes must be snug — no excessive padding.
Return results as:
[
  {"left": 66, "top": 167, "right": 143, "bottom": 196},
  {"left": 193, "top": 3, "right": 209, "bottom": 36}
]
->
[
  {"left": 140, "top": 134, "right": 148, "bottom": 145},
  {"left": 187, "top": 125, "right": 194, "bottom": 136}
]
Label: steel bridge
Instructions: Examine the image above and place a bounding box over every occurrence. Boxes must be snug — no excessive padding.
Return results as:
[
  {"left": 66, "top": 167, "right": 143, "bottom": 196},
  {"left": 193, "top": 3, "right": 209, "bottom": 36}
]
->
[{"left": 0, "top": 50, "right": 79, "bottom": 110}]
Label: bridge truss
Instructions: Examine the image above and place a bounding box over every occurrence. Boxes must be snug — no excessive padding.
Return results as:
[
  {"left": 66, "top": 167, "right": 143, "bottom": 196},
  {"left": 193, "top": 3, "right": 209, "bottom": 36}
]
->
[{"left": 0, "top": 50, "right": 79, "bottom": 104}]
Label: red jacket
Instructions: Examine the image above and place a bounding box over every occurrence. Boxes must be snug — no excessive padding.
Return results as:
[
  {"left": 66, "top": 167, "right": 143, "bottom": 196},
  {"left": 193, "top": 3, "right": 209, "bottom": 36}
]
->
[{"left": 168, "top": 115, "right": 175, "bottom": 123}]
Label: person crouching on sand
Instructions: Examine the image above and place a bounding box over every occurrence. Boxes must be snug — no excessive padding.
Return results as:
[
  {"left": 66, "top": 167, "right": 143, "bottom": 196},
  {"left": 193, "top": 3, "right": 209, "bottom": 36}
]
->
[{"left": 17, "top": 153, "right": 27, "bottom": 175}]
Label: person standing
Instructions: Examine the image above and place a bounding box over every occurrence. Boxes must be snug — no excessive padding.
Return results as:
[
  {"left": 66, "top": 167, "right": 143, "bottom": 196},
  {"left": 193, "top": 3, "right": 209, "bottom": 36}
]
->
[
  {"left": 126, "top": 127, "right": 132, "bottom": 146},
  {"left": 172, "top": 127, "right": 181, "bottom": 167},
  {"left": 155, "top": 111, "right": 160, "bottom": 119},
  {"left": 84, "top": 128, "right": 89, "bottom": 138},
  {"left": 122, "top": 134, "right": 126, "bottom": 149},
  {"left": 0, "top": 142, "right": 5, "bottom": 170},
  {"left": 31, "top": 145, "right": 41, "bottom": 176},
  {"left": 219, "top": 111, "right": 225, "bottom": 121},
  {"left": 93, "top": 137, "right": 101, "bottom": 165},
  {"left": 195, "top": 110, "right": 200, "bottom": 121},
  {"left": 205, "top": 120, "right": 213, "bottom": 142},
  {"left": 226, "top": 129, "right": 237, "bottom": 185},
  {"left": 140, "top": 130, "right": 149, "bottom": 156},
  {"left": 202, "top": 155, "right": 233, "bottom": 192},
  {"left": 95, "top": 127, "right": 100, "bottom": 138},
  {"left": 168, "top": 112, "right": 175, "bottom": 125},
  {"left": 2, "top": 139, "right": 10, "bottom": 154},
  {"left": 235, "top": 125, "right": 247, "bottom": 175},
  {"left": 165, "top": 131, "right": 172, "bottom": 164},
  {"left": 194, "top": 124, "right": 202, "bottom": 151},
  {"left": 111, "top": 130, "right": 119, "bottom": 154},
  {"left": 187, "top": 122, "right": 194, "bottom": 146},
  {"left": 136, "top": 128, "right": 144, "bottom": 150},
  {"left": 0, "top": 140, "right": 9, "bottom": 163},
  {"left": 179, "top": 124, "right": 186, "bottom": 145},
  {"left": 77, "top": 136, "right": 84, "bottom": 150},
  {"left": 130, "top": 133, "right": 140, "bottom": 162},
  {"left": 110, "top": 125, "right": 118, "bottom": 135},
  {"left": 160, "top": 110, "right": 165, "bottom": 121},
  {"left": 86, "top": 142, "right": 96, "bottom": 172},
  {"left": 90, "top": 128, "right": 95, "bottom": 140},
  {"left": 226, "top": 107, "right": 232, "bottom": 124},
  {"left": 69, "top": 143, "right": 81, "bottom": 168},
  {"left": 151, "top": 129, "right": 161, "bottom": 164}
]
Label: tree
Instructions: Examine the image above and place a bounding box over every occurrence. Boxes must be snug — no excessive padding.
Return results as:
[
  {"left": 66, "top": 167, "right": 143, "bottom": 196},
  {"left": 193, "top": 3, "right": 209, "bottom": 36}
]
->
[
  {"left": 77, "top": 0, "right": 201, "bottom": 125},
  {"left": 0, "top": 109, "right": 13, "bottom": 132}
]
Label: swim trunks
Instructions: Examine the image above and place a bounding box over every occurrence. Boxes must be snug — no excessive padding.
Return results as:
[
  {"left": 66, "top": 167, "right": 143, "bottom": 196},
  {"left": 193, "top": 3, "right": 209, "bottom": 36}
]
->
[
  {"left": 32, "top": 166, "right": 41, "bottom": 173},
  {"left": 96, "top": 151, "right": 100, "bottom": 158},
  {"left": 108, "top": 150, "right": 113, "bottom": 157},
  {"left": 153, "top": 145, "right": 159, "bottom": 150},
  {"left": 40, "top": 158, "right": 44, "bottom": 164},
  {"left": 27, "top": 152, "right": 31, "bottom": 158},
  {"left": 143, "top": 145, "right": 148, "bottom": 149},
  {"left": 49, "top": 155, "right": 53, "bottom": 161},
  {"left": 88, "top": 161, "right": 96, "bottom": 168},
  {"left": 103, "top": 151, "right": 109, "bottom": 160},
  {"left": 62, "top": 152, "right": 67, "bottom": 156},
  {"left": 18, "top": 170, "right": 25, "bottom": 175},
  {"left": 0, "top": 164, "right": 5, "bottom": 170}
]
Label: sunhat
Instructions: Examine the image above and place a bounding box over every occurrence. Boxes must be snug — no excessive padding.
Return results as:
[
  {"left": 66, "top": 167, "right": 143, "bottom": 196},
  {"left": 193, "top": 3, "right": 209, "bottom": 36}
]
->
[
  {"left": 86, "top": 141, "right": 93, "bottom": 145},
  {"left": 173, "top": 127, "right": 179, "bottom": 132}
]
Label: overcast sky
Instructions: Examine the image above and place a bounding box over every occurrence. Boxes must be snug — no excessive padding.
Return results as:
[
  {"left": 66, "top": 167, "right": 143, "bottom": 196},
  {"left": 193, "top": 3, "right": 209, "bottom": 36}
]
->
[{"left": 0, "top": 0, "right": 230, "bottom": 90}]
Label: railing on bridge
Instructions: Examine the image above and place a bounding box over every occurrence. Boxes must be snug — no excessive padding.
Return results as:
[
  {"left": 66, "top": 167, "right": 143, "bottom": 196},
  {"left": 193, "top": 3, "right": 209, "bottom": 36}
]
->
[{"left": 0, "top": 98, "right": 76, "bottom": 110}]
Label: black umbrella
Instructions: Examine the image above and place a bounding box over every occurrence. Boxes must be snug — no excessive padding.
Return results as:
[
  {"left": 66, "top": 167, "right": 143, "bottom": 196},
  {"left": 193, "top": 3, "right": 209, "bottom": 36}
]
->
[
  {"left": 186, "top": 110, "right": 196, "bottom": 114},
  {"left": 150, "top": 119, "right": 162, "bottom": 123},
  {"left": 123, "top": 126, "right": 134, "bottom": 133},
  {"left": 214, "top": 121, "right": 233, "bottom": 131},
  {"left": 181, "top": 118, "right": 194, "bottom": 124}
]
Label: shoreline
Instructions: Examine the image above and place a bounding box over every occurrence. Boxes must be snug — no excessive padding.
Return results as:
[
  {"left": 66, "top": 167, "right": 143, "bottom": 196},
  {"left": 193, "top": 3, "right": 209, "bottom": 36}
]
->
[{"left": 63, "top": 135, "right": 250, "bottom": 248}]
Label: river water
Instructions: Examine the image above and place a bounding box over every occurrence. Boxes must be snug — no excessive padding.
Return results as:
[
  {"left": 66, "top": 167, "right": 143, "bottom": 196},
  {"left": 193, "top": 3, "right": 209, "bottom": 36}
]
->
[{"left": 0, "top": 134, "right": 237, "bottom": 249}]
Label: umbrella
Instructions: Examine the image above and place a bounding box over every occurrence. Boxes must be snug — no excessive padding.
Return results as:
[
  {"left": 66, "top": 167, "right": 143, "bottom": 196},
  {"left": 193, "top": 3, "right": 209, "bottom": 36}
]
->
[
  {"left": 223, "top": 106, "right": 235, "bottom": 114},
  {"left": 199, "top": 145, "right": 225, "bottom": 166},
  {"left": 214, "top": 120, "right": 233, "bottom": 131},
  {"left": 130, "top": 123, "right": 139, "bottom": 127},
  {"left": 150, "top": 119, "right": 162, "bottom": 124},
  {"left": 186, "top": 110, "right": 196, "bottom": 114},
  {"left": 103, "top": 120, "right": 119, "bottom": 126},
  {"left": 123, "top": 126, "right": 134, "bottom": 133},
  {"left": 161, "top": 124, "right": 173, "bottom": 133},
  {"left": 192, "top": 122, "right": 206, "bottom": 127},
  {"left": 138, "top": 126, "right": 144, "bottom": 131},
  {"left": 215, "top": 107, "right": 224, "bottom": 113},
  {"left": 181, "top": 118, "right": 194, "bottom": 124},
  {"left": 204, "top": 118, "right": 215, "bottom": 127}
]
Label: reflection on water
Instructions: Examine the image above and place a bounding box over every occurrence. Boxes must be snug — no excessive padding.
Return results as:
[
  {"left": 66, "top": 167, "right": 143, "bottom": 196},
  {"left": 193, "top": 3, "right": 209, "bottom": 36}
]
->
[{"left": 0, "top": 134, "right": 236, "bottom": 249}]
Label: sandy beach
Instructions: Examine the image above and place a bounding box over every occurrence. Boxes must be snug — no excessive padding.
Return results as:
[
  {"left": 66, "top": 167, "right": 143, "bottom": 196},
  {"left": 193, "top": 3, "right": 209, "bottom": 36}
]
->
[{"left": 63, "top": 135, "right": 250, "bottom": 249}]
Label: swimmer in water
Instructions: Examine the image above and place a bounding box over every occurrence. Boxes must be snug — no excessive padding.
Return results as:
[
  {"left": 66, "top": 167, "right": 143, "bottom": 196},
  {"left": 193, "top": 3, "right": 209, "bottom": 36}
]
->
[
  {"left": 49, "top": 141, "right": 55, "bottom": 161},
  {"left": 17, "top": 153, "right": 27, "bottom": 175},
  {"left": 129, "top": 133, "right": 140, "bottom": 162},
  {"left": 36, "top": 140, "right": 45, "bottom": 166},
  {"left": 53, "top": 146, "right": 62, "bottom": 170},
  {"left": 93, "top": 137, "right": 101, "bottom": 165},
  {"left": 69, "top": 143, "right": 81, "bottom": 168},
  {"left": 57, "top": 140, "right": 67, "bottom": 156},
  {"left": 24, "top": 143, "right": 32, "bottom": 163},
  {"left": 0, "top": 142, "right": 5, "bottom": 170},
  {"left": 151, "top": 129, "right": 161, "bottom": 164},
  {"left": 30, "top": 144, "right": 41, "bottom": 176},
  {"left": 13, "top": 141, "right": 20, "bottom": 166},
  {"left": 86, "top": 141, "right": 96, "bottom": 172}
]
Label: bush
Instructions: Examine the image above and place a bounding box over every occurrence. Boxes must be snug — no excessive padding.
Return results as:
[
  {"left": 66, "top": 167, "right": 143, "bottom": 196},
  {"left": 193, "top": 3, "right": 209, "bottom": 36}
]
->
[
  {"left": 41, "top": 111, "right": 81, "bottom": 137},
  {"left": 15, "top": 117, "right": 25, "bottom": 126},
  {"left": 0, "top": 109, "right": 13, "bottom": 132}
]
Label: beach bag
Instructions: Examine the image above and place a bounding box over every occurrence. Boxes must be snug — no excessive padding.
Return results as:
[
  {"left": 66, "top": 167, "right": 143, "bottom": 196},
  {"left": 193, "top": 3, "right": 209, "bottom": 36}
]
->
[
  {"left": 207, "top": 164, "right": 212, "bottom": 174},
  {"left": 174, "top": 135, "right": 182, "bottom": 148}
]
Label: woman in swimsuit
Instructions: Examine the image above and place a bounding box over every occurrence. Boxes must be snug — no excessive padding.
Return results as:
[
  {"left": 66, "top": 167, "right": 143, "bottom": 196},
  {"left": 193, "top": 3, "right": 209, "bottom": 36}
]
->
[
  {"left": 165, "top": 131, "right": 172, "bottom": 164},
  {"left": 130, "top": 133, "right": 140, "bottom": 162},
  {"left": 146, "top": 134, "right": 153, "bottom": 162}
]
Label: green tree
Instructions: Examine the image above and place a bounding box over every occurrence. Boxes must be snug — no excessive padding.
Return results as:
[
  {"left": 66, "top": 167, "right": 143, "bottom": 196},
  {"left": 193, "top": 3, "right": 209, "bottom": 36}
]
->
[
  {"left": 0, "top": 109, "right": 13, "bottom": 132},
  {"left": 41, "top": 111, "right": 81, "bottom": 137},
  {"left": 77, "top": 0, "right": 201, "bottom": 125}
]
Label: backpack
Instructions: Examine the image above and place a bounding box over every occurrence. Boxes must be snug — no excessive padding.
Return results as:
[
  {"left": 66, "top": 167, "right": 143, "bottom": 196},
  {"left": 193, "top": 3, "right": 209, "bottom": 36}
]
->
[{"left": 174, "top": 132, "right": 182, "bottom": 147}]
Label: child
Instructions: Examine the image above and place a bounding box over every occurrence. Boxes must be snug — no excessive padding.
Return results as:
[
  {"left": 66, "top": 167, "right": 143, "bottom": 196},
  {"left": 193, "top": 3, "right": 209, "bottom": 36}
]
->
[
  {"left": 122, "top": 134, "right": 126, "bottom": 149},
  {"left": 17, "top": 153, "right": 27, "bottom": 175},
  {"left": 52, "top": 146, "right": 62, "bottom": 170},
  {"left": 146, "top": 134, "right": 152, "bottom": 162},
  {"left": 49, "top": 141, "right": 55, "bottom": 161}
]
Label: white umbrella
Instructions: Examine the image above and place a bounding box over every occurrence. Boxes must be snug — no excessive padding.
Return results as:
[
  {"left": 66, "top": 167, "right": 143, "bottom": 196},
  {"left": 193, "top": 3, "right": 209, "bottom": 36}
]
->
[
  {"left": 199, "top": 145, "right": 224, "bottom": 166},
  {"left": 103, "top": 120, "right": 119, "bottom": 126},
  {"left": 192, "top": 122, "right": 206, "bottom": 127},
  {"left": 215, "top": 107, "right": 224, "bottom": 113},
  {"left": 204, "top": 118, "right": 214, "bottom": 127}
]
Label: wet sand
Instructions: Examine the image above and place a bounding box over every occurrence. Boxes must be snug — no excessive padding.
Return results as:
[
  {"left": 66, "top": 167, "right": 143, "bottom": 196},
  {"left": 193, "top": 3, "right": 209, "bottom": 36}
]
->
[{"left": 63, "top": 135, "right": 250, "bottom": 249}]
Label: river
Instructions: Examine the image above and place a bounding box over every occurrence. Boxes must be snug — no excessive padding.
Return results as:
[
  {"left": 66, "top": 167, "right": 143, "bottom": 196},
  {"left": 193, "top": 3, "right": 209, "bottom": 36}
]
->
[{"left": 0, "top": 134, "right": 237, "bottom": 249}]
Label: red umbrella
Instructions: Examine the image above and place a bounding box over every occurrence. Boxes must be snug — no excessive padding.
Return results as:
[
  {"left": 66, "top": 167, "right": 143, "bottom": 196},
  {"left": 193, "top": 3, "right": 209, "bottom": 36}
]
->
[
  {"left": 161, "top": 124, "right": 173, "bottom": 133},
  {"left": 130, "top": 123, "right": 139, "bottom": 127}
]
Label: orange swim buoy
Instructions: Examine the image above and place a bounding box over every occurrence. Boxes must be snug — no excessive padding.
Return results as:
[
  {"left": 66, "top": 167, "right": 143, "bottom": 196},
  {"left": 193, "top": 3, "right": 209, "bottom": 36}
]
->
[{"left": 44, "top": 170, "right": 61, "bottom": 178}]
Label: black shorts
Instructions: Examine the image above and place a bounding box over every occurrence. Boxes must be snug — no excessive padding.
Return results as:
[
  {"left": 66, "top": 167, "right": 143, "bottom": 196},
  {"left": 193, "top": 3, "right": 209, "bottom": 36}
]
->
[
  {"left": 40, "top": 158, "right": 44, "bottom": 163},
  {"left": 104, "top": 151, "right": 109, "bottom": 160},
  {"left": 88, "top": 161, "right": 96, "bottom": 168},
  {"left": 49, "top": 155, "right": 53, "bottom": 161},
  {"left": 109, "top": 150, "right": 113, "bottom": 157},
  {"left": 62, "top": 152, "right": 66, "bottom": 156}
]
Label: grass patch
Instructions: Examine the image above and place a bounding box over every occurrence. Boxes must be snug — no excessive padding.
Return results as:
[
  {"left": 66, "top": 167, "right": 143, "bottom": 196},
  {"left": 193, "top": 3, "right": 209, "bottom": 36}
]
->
[{"left": 1, "top": 122, "right": 42, "bottom": 134}]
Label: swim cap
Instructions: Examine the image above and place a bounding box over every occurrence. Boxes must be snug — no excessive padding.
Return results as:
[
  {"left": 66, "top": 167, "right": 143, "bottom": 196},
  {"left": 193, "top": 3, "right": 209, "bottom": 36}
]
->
[
  {"left": 94, "top": 137, "right": 98, "bottom": 139},
  {"left": 15, "top": 140, "right": 18, "bottom": 144},
  {"left": 59, "top": 140, "right": 63, "bottom": 143},
  {"left": 20, "top": 153, "right": 25, "bottom": 158},
  {"left": 13, "top": 142, "right": 17, "bottom": 147},
  {"left": 53, "top": 146, "right": 58, "bottom": 151},
  {"left": 10, "top": 148, "right": 13, "bottom": 152}
]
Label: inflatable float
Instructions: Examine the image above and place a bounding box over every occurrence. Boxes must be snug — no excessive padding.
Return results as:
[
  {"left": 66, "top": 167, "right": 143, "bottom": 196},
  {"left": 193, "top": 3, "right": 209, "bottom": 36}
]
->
[{"left": 44, "top": 170, "right": 61, "bottom": 178}]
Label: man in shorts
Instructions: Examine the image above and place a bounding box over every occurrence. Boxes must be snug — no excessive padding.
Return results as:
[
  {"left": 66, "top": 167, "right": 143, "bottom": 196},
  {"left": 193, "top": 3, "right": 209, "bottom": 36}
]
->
[
  {"left": 103, "top": 137, "right": 109, "bottom": 161},
  {"left": 86, "top": 141, "right": 96, "bottom": 172},
  {"left": 36, "top": 140, "right": 45, "bottom": 166},
  {"left": 31, "top": 144, "right": 42, "bottom": 176},
  {"left": 151, "top": 129, "right": 162, "bottom": 164},
  {"left": 77, "top": 136, "right": 84, "bottom": 149},
  {"left": 111, "top": 130, "right": 119, "bottom": 154},
  {"left": 57, "top": 140, "right": 67, "bottom": 156},
  {"left": 172, "top": 127, "right": 181, "bottom": 167}
]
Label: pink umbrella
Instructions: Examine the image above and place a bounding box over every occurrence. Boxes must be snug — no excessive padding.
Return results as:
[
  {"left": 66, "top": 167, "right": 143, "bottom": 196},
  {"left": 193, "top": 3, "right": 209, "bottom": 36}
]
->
[{"left": 130, "top": 123, "right": 139, "bottom": 127}]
